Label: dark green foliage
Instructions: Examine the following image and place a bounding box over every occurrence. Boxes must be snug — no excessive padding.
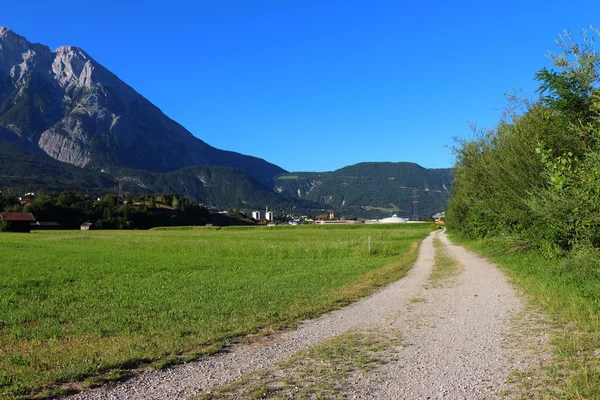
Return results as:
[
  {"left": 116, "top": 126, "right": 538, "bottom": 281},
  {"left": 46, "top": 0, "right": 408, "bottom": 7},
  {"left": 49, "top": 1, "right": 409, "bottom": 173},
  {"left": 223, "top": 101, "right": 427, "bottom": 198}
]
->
[
  {"left": 0, "top": 72, "right": 64, "bottom": 143},
  {"left": 0, "top": 141, "right": 323, "bottom": 215},
  {"left": 275, "top": 162, "right": 452, "bottom": 219},
  {"left": 10, "top": 191, "right": 210, "bottom": 229},
  {"left": 0, "top": 192, "right": 18, "bottom": 211},
  {"left": 116, "top": 165, "right": 321, "bottom": 215},
  {"left": 0, "top": 141, "right": 116, "bottom": 192},
  {"left": 447, "top": 32, "right": 600, "bottom": 396},
  {"left": 447, "top": 29, "right": 600, "bottom": 254}
]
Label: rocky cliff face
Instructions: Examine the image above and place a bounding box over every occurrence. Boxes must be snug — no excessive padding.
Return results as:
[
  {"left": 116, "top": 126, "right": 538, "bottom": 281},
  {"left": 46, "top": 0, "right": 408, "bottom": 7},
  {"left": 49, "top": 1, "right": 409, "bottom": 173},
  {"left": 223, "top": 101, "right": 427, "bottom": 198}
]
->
[{"left": 0, "top": 27, "right": 285, "bottom": 184}]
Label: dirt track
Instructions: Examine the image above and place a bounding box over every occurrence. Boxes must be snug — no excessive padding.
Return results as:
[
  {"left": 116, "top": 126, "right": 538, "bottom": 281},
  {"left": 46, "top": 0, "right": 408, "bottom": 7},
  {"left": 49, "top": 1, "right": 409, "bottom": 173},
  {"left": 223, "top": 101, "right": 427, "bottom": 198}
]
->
[{"left": 67, "top": 230, "right": 540, "bottom": 399}]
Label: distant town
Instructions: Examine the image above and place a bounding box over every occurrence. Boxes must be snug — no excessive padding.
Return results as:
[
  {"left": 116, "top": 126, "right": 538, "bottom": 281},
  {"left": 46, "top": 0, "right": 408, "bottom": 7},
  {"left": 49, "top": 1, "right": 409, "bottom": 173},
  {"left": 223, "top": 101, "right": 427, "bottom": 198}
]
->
[{"left": 0, "top": 191, "right": 445, "bottom": 232}]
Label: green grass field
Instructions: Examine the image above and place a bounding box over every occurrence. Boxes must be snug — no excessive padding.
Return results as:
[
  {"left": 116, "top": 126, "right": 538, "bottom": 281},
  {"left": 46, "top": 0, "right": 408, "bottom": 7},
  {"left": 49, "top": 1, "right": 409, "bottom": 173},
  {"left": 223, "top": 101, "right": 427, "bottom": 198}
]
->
[
  {"left": 0, "top": 224, "right": 431, "bottom": 398},
  {"left": 448, "top": 233, "right": 600, "bottom": 399}
]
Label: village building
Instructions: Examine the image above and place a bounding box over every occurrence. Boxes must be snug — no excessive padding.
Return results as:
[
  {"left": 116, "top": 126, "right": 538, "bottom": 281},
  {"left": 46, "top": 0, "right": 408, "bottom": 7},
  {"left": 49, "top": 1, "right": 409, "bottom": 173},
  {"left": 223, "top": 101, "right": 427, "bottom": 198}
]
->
[
  {"left": 253, "top": 206, "right": 275, "bottom": 222},
  {"left": 0, "top": 212, "right": 37, "bottom": 233},
  {"left": 19, "top": 198, "right": 34, "bottom": 206},
  {"left": 433, "top": 211, "right": 446, "bottom": 221}
]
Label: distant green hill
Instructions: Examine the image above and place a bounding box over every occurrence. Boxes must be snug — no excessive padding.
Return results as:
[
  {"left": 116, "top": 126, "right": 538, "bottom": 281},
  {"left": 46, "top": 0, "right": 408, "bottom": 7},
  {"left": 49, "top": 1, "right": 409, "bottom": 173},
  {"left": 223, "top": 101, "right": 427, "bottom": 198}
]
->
[
  {"left": 0, "top": 142, "right": 451, "bottom": 219},
  {"left": 0, "top": 141, "right": 323, "bottom": 214},
  {"left": 0, "top": 141, "right": 116, "bottom": 192},
  {"left": 115, "top": 165, "right": 321, "bottom": 213},
  {"left": 274, "top": 162, "right": 452, "bottom": 219}
]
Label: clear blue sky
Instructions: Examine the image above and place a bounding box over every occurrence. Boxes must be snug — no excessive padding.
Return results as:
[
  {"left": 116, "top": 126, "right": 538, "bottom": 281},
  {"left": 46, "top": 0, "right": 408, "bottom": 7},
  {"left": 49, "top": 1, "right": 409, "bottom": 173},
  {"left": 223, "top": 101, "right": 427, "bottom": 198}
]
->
[{"left": 3, "top": 1, "right": 600, "bottom": 172}]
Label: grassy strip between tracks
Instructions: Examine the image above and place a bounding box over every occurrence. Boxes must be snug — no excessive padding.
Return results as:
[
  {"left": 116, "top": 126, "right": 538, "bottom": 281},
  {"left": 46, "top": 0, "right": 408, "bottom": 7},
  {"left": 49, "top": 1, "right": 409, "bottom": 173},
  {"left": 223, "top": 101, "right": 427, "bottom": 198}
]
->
[
  {"left": 0, "top": 224, "right": 431, "bottom": 399},
  {"left": 448, "top": 232, "right": 600, "bottom": 399},
  {"left": 427, "top": 236, "right": 462, "bottom": 288},
  {"left": 192, "top": 328, "right": 403, "bottom": 400}
]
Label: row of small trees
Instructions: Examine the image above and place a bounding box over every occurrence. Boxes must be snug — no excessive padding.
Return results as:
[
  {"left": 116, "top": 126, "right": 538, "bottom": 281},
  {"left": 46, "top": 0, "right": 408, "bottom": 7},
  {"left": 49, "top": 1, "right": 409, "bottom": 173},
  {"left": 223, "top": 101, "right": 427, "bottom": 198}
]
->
[{"left": 447, "top": 29, "right": 600, "bottom": 256}]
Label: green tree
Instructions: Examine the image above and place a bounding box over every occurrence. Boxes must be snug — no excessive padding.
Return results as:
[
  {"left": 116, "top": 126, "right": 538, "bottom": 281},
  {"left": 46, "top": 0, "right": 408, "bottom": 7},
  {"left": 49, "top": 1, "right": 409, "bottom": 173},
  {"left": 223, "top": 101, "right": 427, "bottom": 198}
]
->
[{"left": 448, "top": 29, "right": 600, "bottom": 253}]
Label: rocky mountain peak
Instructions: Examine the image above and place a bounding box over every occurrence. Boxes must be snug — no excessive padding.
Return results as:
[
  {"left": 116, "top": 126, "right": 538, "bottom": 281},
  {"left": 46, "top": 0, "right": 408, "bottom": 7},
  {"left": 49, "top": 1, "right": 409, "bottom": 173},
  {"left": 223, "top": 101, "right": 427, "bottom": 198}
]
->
[
  {"left": 52, "top": 46, "right": 95, "bottom": 88},
  {"left": 54, "top": 45, "right": 89, "bottom": 58},
  {"left": 0, "top": 26, "right": 36, "bottom": 52},
  {"left": 0, "top": 26, "right": 287, "bottom": 184},
  {"left": 0, "top": 26, "right": 52, "bottom": 79},
  {"left": 0, "top": 26, "right": 17, "bottom": 40}
]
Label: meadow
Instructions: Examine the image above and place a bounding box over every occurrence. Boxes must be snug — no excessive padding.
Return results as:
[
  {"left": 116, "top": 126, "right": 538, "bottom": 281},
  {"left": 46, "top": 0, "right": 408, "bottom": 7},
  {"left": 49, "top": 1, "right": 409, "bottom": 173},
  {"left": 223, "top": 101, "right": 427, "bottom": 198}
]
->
[
  {"left": 0, "top": 224, "right": 431, "bottom": 398},
  {"left": 449, "top": 234, "right": 600, "bottom": 399}
]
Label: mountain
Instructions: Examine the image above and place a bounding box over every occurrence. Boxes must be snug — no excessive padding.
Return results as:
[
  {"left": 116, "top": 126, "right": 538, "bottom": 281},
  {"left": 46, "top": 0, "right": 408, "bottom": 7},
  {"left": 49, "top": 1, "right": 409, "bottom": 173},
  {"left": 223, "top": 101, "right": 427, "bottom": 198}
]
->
[
  {"left": 0, "top": 27, "right": 452, "bottom": 219},
  {"left": 0, "top": 141, "right": 115, "bottom": 191},
  {"left": 0, "top": 140, "right": 320, "bottom": 213},
  {"left": 115, "top": 165, "right": 317, "bottom": 212},
  {"left": 0, "top": 138, "right": 449, "bottom": 217},
  {"left": 274, "top": 162, "right": 452, "bottom": 219},
  {"left": 0, "top": 26, "right": 284, "bottom": 186}
]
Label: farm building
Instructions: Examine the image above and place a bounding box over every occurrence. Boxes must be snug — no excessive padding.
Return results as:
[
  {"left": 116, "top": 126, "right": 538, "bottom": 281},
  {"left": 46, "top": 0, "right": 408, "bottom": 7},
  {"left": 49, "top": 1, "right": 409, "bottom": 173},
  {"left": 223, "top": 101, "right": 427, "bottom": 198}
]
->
[
  {"left": 80, "top": 223, "right": 93, "bottom": 231},
  {"left": 0, "top": 212, "right": 37, "bottom": 233},
  {"left": 31, "top": 221, "right": 60, "bottom": 230}
]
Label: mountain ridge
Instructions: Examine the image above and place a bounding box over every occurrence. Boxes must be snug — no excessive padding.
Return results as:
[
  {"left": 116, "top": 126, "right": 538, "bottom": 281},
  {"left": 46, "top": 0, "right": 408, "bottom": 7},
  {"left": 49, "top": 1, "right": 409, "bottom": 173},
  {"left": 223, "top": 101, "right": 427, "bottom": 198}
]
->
[
  {"left": 0, "top": 26, "right": 285, "bottom": 186},
  {"left": 275, "top": 162, "right": 451, "bottom": 218},
  {"left": 0, "top": 140, "right": 320, "bottom": 213},
  {"left": 0, "top": 27, "right": 452, "bottom": 219},
  {"left": 0, "top": 138, "right": 450, "bottom": 218}
]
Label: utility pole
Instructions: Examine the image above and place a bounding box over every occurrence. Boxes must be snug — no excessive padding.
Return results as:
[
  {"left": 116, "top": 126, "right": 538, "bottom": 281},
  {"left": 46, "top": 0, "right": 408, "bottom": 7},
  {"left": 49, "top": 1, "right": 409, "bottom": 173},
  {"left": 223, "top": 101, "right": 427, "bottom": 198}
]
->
[{"left": 412, "top": 189, "right": 419, "bottom": 221}]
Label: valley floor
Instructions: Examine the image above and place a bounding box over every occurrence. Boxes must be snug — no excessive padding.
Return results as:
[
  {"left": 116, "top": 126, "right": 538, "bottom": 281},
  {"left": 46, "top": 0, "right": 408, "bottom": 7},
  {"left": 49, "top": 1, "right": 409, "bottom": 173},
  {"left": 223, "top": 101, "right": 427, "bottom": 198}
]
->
[{"left": 65, "top": 231, "right": 549, "bottom": 400}]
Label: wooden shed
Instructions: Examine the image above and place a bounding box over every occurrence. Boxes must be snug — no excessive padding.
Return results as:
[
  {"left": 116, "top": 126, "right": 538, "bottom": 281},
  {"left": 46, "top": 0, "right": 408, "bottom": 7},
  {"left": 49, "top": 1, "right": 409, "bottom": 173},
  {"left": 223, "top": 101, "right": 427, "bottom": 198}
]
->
[
  {"left": 31, "top": 221, "right": 60, "bottom": 230},
  {"left": 0, "top": 212, "right": 37, "bottom": 233}
]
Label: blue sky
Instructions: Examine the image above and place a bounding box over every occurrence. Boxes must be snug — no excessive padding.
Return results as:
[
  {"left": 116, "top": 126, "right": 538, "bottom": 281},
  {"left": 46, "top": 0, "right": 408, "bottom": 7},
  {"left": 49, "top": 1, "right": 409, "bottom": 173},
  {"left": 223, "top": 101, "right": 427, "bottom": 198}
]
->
[{"left": 3, "top": 1, "right": 600, "bottom": 172}]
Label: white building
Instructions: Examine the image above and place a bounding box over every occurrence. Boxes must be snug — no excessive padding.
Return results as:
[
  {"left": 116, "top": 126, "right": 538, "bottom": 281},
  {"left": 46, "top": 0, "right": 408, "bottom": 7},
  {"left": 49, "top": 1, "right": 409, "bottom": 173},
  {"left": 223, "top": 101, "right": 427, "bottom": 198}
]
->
[
  {"left": 253, "top": 206, "right": 276, "bottom": 221},
  {"left": 379, "top": 214, "right": 408, "bottom": 224}
]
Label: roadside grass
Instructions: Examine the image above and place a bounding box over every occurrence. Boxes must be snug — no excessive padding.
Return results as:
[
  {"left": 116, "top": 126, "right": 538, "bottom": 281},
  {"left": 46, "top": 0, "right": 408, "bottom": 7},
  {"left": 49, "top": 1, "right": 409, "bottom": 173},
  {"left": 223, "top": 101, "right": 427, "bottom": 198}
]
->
[
  {"left": 0, "top": 224, "right": 431, "bottom": 399},
  {"left": 448, "top": 233, "right": 600, "bottom": 399},
  {"left": 408, "top": 297, "right": 426, "bottom": 303},
  {"left": 192, "top": 328, "right": 402, "bottom": 400},
  {"left": 426, "top": 236, "right": 462, "bottom": 288}
]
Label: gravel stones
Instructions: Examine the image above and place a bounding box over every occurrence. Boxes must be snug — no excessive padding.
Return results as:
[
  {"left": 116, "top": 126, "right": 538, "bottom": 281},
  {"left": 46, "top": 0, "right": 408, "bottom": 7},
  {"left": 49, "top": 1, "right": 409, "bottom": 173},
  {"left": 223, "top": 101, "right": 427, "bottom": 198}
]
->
[{"left": 66, "top": 231, "right": 538, "bottom": 400}]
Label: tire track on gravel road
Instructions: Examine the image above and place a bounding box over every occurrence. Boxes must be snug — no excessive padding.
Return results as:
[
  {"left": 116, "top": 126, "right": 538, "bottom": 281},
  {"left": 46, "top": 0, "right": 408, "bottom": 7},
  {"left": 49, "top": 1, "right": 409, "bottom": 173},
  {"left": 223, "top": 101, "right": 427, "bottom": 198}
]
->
[
  {"left": 348, "top": 231, "right": 531, "bottom": 399},
  {"left": 66, "top": 230, "right": 540, "bottom": 400}
]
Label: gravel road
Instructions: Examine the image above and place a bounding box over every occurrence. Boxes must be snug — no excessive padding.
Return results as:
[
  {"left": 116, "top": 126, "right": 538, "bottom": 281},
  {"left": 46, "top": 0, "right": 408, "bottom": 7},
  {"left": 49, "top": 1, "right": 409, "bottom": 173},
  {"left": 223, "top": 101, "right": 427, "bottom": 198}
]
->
[{"left": 66, "top": 230, "right": 535, "bottom": 400}]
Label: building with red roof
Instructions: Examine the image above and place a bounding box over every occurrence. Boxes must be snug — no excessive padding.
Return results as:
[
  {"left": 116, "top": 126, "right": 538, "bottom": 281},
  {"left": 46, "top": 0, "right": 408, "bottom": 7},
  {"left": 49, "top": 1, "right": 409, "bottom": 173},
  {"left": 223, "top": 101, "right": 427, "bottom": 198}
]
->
[{"left": 0, "top": 212, "right": 37, "bottom": 233}]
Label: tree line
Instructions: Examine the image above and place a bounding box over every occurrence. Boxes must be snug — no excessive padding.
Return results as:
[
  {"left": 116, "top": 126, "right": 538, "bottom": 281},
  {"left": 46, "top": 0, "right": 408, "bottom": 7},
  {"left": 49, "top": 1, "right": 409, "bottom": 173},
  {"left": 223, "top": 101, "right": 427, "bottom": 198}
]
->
[
  {"left": 0, "top": 191, "right": 211, "bottom": 230},
  {"left": 447, "top": 30, "right": 600, "bottom": 257}
]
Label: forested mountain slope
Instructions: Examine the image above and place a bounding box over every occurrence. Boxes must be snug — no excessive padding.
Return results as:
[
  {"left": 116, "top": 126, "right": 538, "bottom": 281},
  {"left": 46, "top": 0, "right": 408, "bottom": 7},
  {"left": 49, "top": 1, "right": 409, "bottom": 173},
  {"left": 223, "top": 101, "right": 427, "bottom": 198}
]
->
[
  {"left": 0, "top": 141, "right": 319, "bottom": 213},
  {"left": 275, "top": 162, "right": 451, "bottom": 219}
]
